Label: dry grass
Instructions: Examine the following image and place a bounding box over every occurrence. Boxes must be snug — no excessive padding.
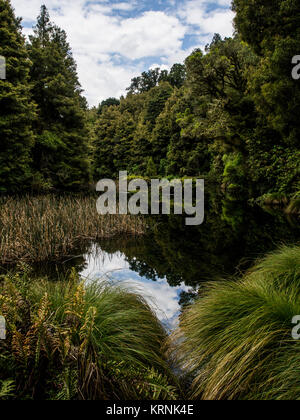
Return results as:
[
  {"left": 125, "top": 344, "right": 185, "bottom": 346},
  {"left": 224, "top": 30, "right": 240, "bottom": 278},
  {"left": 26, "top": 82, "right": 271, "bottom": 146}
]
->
[{"left": 0, "top": 195, "right": 146, "bottom": 265}]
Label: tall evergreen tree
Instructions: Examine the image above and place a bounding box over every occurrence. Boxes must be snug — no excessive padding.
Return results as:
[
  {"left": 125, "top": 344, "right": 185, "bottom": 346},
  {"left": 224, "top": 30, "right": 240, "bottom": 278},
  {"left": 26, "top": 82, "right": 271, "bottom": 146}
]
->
[
  {"left": 0, "top": 0, "right": 36, "bottom": 193},
  {"left": 28, "top": 5, "right": 91, "bottom": 191},
  {"left": 233, "top": 0, "right": 300, "bottom": 147},
  {"left": 233, "top": 0, "right": 300, "bottom": 194},
  {"left": 97, "top": 97, "right": 120, "bottom": 115}
]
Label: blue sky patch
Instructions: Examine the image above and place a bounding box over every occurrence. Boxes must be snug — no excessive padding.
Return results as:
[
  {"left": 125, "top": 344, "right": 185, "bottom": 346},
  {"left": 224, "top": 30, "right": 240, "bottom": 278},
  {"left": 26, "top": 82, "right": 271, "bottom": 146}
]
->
[{"left": 12, "top": 0, "right": 234, "bottom": 105}]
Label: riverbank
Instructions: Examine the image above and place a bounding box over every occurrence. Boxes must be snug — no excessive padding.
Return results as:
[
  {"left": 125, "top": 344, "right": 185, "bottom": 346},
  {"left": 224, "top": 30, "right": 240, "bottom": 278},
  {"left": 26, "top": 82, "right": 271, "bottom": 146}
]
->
[
  {"left": 0, "top": 193, "right": 299, "bottom": 400},
  {"left": 0, "top": 269, "right": 178, "bottom": 400},
  {"left": 1, "top": 244, "right": 300, "bottom": 399},
  {"left": 169, "top": 245, "right": 300, "bottom": 400},
  {"left": 0, "top": 195, "right": 146, "bottom": 265}
]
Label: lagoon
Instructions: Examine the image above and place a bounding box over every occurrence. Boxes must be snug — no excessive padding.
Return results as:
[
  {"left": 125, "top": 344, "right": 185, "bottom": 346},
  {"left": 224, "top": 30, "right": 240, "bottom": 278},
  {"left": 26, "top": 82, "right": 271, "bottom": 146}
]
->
[{"left": 77, "top": 202, "right": 300, "bottom": 330}]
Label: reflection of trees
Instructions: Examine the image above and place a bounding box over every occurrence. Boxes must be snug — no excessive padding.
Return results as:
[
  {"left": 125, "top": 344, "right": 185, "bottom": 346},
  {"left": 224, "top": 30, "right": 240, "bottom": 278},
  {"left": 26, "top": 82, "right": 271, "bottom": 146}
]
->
[
  {"left": 98, "top": 203, "right": 299, "bottom": 289},
  {"left": 30, "top": 242, "right": 92, "bottom": 280},
  {"left": 32, "top": 200, "right": 299, "bottom": 290}
]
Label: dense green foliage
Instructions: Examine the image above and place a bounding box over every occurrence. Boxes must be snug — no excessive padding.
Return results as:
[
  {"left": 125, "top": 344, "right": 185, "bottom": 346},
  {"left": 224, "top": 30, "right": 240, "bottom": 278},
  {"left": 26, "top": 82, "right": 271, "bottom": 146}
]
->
[
  {"left": 27, "top": 6, "right": 91, "bottom": 191},
  {"left": 97, "top": 97, "right": 120, "bottom": 115},
  {"left": 1, "top": 0, "right": 299, "bottom": 202},
  {"left": 169, "top": 245, "right": 300, "bottom": 400},
  {"left": 93, "top": 30, "right": 299, "bottom": 206},
  {"left": 0, "top": 269, "right": 177, "bottom": 400},
  {"left": 126, "top": 64, "right": 186, "bottom": 94},
  {"left": 92, "top": 2, "right": 299, "bottom": 206},
  {"left": 0, "top": 2, "right": 91, "bottom": 193},
  {"left": 1, "top": 0, "right": 299, "bottom": 402},
  {"left": 0, "top": 0, "right": 36, "bottom": 193}
]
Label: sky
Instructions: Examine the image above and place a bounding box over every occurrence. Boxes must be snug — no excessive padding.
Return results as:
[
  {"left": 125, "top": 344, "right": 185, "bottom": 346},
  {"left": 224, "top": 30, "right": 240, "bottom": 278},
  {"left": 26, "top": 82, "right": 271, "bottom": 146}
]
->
[
  {"left": 80, "top": 244, "right": 192, "bottom": 330},
  {"left": 11, "top": 0, "right": 235, "bottom": 107}
]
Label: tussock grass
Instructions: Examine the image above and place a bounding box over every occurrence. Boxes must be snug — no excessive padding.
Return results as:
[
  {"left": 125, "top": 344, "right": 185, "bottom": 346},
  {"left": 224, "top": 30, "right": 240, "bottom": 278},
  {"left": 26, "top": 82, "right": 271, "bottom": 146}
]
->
[
  {"left": 169, "top": 245, "right": 300, "bottom": 400},
  {"left": 0, "top": 268, "right": 177, "bottom": 400},
  {"left": 0, "top": 195, "right": 146, "bottom": 265}
]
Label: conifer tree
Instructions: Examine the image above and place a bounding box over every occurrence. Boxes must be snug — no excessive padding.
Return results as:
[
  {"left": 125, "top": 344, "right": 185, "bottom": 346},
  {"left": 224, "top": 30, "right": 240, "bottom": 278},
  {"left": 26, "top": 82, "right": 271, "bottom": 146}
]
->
[
  {"left": 232, "top": 0, "right": 300, "bottom": 194},
  {"left": 28, "top": 5, "right": 91, "bottom": 191},
  {"left": 233, "top": 0, "right": 300, "bottom": 147},
  {"left": 0, "top": 0, "right": 36, "bottom": 193},
  {"left": 146, "top": 157, "right": 157, "bottom": 177}
]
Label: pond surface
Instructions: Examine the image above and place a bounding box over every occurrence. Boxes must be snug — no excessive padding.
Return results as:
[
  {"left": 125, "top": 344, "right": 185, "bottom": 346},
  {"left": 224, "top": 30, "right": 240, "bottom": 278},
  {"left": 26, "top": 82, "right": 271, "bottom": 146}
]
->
[
  {"left": 76, "top": 199, "right": 300, "bottom": 330},
  {"left": 80, "top": 244, "right": 190, "bottom": 330}
]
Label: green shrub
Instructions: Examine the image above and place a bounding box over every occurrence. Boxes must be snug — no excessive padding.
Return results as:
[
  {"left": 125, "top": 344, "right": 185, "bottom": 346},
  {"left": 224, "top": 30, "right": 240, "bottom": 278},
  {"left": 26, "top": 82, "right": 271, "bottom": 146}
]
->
[
  {"left": 170, "top": 245, "right": 300, "bottom": 400},
  {"left": 0, "top": 269, "right": 177, "bottom": 400}
]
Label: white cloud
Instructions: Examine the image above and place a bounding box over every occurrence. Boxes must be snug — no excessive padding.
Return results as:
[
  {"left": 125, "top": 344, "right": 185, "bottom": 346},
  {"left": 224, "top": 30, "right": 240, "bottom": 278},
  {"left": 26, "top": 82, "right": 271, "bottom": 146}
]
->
[
  {"left": 149, "top": 63, "right": 170, "bottom": 71},
  {"left": 11, "top": 0, "right": 234, "bottom": 106},
  {"left": 178, "top": 0, "right": 234, "bottom": 39},
  {"left": 112, "top": 2, "right": 138, "bottom": 12},
  {"left": 80, "top": 244, "right": 192, "bottom": 328}
]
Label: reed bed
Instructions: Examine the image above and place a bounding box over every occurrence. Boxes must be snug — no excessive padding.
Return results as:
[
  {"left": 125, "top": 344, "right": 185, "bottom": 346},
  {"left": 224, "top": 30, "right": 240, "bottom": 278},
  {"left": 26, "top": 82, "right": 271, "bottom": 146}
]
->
[
  {"left": 169, "top": 245, "right": 300, "bottom": 400},
  {"left": 0, "top": 269, "right": 178, "bottom": 400},
  {"left": 0, "top": 195, "right": 146, "bottom": 265}
]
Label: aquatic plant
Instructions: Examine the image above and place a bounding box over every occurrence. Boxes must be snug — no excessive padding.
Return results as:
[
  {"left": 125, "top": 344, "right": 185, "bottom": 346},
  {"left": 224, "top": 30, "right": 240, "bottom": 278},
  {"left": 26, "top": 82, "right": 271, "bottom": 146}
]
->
[
  {"left": 0, "top": 195, "right": 146, "bottom": 265},
  {"left": 169, "top": 245, "right": 300, "bottom": 400},
  {"left": 0, "top": 269, "right": 177, "bottom": 400}
]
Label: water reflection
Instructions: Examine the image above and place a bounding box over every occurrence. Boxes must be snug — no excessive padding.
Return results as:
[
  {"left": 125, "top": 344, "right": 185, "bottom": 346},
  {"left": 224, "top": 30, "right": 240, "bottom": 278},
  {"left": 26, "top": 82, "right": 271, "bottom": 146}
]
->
[
  {"left": 80, "top": 243, "right": 193, "bottom": 330},
  {"left": 26, "top": 194, "right": 299, "bottom": 330},
  {"left": 78, "top": 203, "right": 299, "bottom": 330}
]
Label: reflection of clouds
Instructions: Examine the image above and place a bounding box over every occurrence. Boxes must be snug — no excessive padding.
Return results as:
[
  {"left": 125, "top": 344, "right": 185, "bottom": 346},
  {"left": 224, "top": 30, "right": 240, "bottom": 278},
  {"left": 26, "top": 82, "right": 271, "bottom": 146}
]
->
[
  {"left": 80, "top": 245, "right": 191, "bottom": 330},
  {"left": 80, "top": 244, "right": 129, "bottom": 279}
]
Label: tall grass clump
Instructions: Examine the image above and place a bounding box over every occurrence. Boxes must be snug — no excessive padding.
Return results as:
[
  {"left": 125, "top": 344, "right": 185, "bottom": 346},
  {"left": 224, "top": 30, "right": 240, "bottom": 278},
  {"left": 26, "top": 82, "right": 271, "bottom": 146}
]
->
[
  {"left": 0, "top": 268, "right": 177, "bottom": 400},
  {"left": 0, "top": 195, "right": 146, "bottom": 265},
  {"left": 169, "top": 245, "right": 300, "bottom": 400}
]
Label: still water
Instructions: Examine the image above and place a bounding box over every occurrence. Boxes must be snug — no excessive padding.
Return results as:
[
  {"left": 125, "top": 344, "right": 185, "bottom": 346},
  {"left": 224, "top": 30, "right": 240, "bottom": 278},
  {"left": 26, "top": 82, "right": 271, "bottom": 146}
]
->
[
  {"left": 80, "top": 244, "right": 190, "bottom": 330},
  {"left": 76, "top": 201, "right": 299, "bottom": 330}
]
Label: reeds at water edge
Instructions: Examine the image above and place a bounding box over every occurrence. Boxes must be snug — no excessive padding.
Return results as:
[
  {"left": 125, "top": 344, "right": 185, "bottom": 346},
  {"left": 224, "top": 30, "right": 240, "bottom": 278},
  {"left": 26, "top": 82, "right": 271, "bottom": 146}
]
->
[{"left": 0, "top": 195, "right": 146, "bottom": 265}]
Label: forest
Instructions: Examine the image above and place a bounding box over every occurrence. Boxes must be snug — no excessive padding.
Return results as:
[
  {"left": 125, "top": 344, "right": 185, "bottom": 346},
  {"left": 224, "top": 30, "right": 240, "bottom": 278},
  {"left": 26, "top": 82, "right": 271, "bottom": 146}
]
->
[
  {"left": 0, "top": 0, "right": 300, "bottom": 402},
  {"left": 0, "top": 0, "right": 299, "bottom": 212}
]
